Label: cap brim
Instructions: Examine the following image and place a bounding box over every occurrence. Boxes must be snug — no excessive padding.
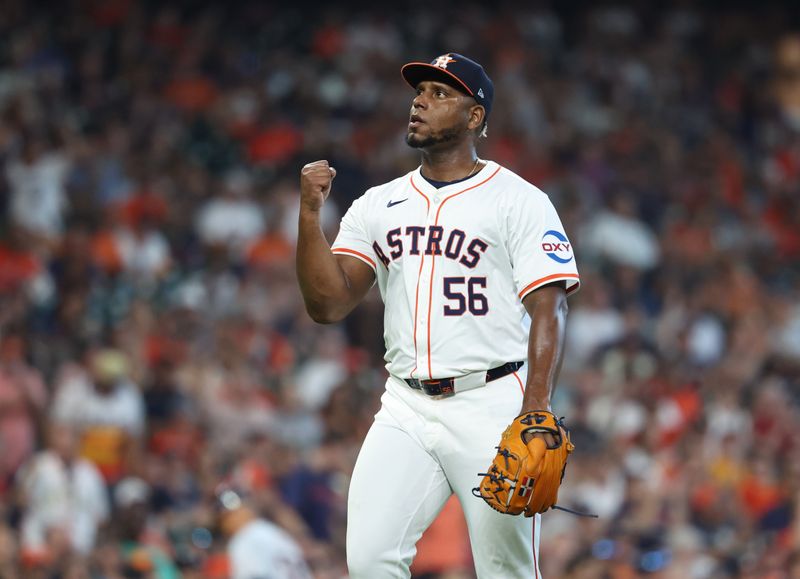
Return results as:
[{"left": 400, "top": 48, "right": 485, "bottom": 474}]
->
[{"left": 401, "top": 62, "right": 474, "bottom": 97}]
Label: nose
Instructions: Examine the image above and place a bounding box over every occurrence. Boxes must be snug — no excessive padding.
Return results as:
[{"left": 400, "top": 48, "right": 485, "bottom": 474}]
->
[{"left": 412, "top": 91, "right": 427, "bottom": 110}]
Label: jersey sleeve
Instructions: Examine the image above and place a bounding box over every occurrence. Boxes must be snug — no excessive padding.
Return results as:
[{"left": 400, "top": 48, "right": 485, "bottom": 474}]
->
[
  {"left": 507, "top": 191, "right": 580, "bottom": 300},
  {"left": 331, "top": 194, "right": 378, "bottom": 271}
]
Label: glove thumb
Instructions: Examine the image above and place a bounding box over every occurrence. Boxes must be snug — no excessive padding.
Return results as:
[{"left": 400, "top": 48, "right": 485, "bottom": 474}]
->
[{"left": 525, "top": 436, "right": 547, "bottom": 478}]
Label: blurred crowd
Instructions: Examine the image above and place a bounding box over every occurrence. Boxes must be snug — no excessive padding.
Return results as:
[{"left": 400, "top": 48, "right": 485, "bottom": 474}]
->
[{"left": 0, "top": 1, "right": 799, "bottom": 577}]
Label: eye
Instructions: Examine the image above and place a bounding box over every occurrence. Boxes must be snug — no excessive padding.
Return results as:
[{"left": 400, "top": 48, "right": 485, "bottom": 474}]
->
[{"left": 435, "top": 89, "right": 447, "bottom": 97}]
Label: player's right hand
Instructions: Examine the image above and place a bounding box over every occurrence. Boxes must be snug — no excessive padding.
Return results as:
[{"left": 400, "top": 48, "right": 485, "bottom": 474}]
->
[{"left": 300, "top": 160, "right": 337, "bottom": 212}]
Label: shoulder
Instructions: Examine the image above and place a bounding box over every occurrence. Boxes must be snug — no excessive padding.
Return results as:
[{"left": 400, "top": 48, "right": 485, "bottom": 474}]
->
[
  {"left": 31, "top": 451, "right": 58, "bottom": 470},
  {"left": 75, "top": 457, "right": 104, "bottom": 480},
  {"left": 20, "top": 451, "right": 59, "bottom": 480},
  {"left": 54, "top": 367, "right": 91, "bottom": 396},
  {"left": 232, "top": 519, "right": 300, "bottom": 552},
  {"left": 489, "top": 163, "right": 552, "bottom": 207},
  {"left": 115, "top": 381, "right": 145, "bottom": 410},
  {"left": 352, "top": 170, "right": 416, "bottom": 207}
]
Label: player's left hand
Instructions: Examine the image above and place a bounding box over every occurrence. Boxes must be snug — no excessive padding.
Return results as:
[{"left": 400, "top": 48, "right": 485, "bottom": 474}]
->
[{"left": 472, "top": 410, "right": 574, "bottom": 516}]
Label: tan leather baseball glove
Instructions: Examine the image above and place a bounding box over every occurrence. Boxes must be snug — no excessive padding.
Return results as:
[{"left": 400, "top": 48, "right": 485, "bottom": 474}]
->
[{"left": 473, "top": 410, "right": 574, "bottom": 516}]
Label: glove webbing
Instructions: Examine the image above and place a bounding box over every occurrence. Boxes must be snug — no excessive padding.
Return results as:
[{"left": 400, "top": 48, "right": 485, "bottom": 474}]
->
[{"left": 473, "top": 433, "right": 599, "bottom": 518}]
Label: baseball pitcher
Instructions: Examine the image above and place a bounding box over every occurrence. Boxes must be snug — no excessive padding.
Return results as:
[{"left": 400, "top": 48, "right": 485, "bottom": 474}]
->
[{"left": 297, "top": 53, "right": 580, "bottom": 578}]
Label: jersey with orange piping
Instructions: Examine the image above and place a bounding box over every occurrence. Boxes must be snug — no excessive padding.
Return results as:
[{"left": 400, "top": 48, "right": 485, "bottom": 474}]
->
[{"left": 331, "top": 161, "right": 579, "bottom": 381}]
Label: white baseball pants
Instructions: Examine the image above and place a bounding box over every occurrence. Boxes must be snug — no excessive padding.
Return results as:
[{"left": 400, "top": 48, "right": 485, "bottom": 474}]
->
[{"left": 346, "top": 366, "right": 542, "bottom": 578}]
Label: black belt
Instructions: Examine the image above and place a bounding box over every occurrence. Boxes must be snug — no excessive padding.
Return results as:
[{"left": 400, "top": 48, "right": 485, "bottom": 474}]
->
[{"left": 404, "top": 361, "right": 524, "bottom": 397}]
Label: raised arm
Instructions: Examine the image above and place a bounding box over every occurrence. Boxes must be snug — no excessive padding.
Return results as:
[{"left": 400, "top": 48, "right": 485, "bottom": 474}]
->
[{"left": 296, "top": 160, "right": 375, "bottom": 324}]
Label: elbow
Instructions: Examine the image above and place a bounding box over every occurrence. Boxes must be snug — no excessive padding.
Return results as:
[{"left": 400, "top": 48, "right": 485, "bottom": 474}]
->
[
  {"left": 305, "top": 303, "right": 345, "bottom": 325},
  {"left": 308, "top": 312, "right": 341, "bottom": 325}
]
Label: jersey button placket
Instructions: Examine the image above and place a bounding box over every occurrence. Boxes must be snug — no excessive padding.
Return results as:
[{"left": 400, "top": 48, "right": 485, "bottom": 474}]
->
[
  {"left": 423, "top": 195, "right": 441, "bottom": 377},
  {"left": 417, "top": 197, "right": 437, "bottom": 376}
]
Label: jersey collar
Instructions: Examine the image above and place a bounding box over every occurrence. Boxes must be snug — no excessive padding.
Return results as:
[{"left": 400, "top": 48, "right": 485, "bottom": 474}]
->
[{"left": 411, "top": 160, "right": 498, "bottom": 197}]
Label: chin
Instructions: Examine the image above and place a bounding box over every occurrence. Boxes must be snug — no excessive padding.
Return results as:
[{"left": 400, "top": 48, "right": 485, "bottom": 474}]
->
[
  {"left": 405, "top": 133, "right": 430, "bottom": 149},
  {"left": 406, "top": 126, "right": 462, "bottom": 150}
]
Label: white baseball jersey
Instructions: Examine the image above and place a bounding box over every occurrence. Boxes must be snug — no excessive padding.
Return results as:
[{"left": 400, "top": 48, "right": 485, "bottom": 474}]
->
[{"left": 332, "top": 160, "right": 579, "bottom": 380}]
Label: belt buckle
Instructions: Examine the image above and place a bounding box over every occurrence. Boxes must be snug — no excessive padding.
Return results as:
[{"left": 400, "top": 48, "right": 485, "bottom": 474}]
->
[{"left": 423, "top": 379, "right": 455, "bottom": 399}]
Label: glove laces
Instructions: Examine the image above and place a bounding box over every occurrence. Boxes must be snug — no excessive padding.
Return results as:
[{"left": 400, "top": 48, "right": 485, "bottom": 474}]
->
[{"left": 550, "top": 504, "right": 599, "bottom": 518}]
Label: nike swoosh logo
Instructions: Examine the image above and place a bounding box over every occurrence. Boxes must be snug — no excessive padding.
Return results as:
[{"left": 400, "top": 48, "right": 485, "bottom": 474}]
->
[{"left": 387, "top": 198, "right": 408, "bottom": 208}]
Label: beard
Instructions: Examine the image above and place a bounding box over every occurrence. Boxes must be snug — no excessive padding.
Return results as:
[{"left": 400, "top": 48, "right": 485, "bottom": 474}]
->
[{"left": 406, "top": 125, "right": 463, "bottom": 149}]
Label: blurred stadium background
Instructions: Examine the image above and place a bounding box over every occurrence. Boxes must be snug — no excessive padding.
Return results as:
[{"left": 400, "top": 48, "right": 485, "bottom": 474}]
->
[{"left": 0, "top": 1, "right": 799, "bottom": 577}]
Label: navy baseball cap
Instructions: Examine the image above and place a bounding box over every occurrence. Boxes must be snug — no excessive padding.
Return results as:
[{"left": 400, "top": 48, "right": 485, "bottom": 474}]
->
[{"left": 401, "top": 53, "right": 494, "bottom": 118}]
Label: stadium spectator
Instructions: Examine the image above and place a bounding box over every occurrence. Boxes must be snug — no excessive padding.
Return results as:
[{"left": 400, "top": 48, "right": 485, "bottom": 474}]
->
[
  {"left": 50, "top": 348, "right": 145, "bottom": 483},
  {"left": 16, "top": 422, "right": 108, "bottom": 563},
  {"left": 216, "top": 487, "right": 312, "bottom": 579},
  {"left": 0, "top": 331, "right": 47, "bottom": 493},
  {"left": 111, "top": 476, "right": 180, "bottom": 579}
]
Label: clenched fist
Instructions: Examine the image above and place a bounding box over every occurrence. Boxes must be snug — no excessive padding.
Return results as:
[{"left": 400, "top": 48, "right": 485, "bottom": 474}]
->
[{"left": 300, "top": 160, "right": 337, "bottom": 212}]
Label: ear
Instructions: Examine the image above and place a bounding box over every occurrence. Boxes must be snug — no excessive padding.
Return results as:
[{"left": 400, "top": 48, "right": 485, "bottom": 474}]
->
[{"left": 467, "top": 104, "right": 486, "bottom": 131}]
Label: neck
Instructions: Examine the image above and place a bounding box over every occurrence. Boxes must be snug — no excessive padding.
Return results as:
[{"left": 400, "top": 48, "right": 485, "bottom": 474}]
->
[
  {"left": 222, "top": 507, "right": 256, "bottom": 536},
  {"left": 420, "top": 142, "right": 480, "bottom": 182}
]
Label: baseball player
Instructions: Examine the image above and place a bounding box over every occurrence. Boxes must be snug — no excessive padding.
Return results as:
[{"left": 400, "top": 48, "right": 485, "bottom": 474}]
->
[{"left": 297, "top": 53, "right": 579, "bottom": 578}]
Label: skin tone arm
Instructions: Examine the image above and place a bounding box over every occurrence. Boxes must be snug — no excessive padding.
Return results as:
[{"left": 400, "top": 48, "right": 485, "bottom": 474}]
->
[
  {"left": 520, "top": 281, "right": 569, "bottom": 445},
  {"left": 297, "top": 160, "right": 375, "bottom": 324}
]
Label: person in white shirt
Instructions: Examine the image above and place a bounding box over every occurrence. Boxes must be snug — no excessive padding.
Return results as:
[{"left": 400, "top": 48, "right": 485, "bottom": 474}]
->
[
  {"left": 50, "top": 348, "right": 145, "bottom": 482},
  {"left": 16, "top": 422, "right": 109, "bottom": 558},
  {"left": 217, "top": 488, "right": 312, "bottom": 579},
  {"left": 6, "top": 134, "right": 71, "bottom": 241},
  {"left": 195, "top": 169, "right": 265, "bottom": 255}
]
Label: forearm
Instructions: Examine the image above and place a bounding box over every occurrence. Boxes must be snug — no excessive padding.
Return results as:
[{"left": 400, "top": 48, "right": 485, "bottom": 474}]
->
[
  {"left": 296, "top": 208, "right": 355, "bottom": 323},
  {"left": 521, "top": 289, "right": 568, "bottom": 412}
]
